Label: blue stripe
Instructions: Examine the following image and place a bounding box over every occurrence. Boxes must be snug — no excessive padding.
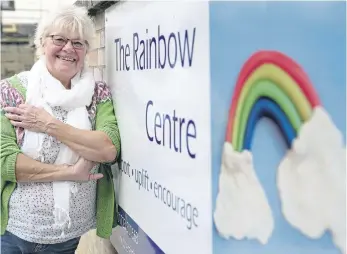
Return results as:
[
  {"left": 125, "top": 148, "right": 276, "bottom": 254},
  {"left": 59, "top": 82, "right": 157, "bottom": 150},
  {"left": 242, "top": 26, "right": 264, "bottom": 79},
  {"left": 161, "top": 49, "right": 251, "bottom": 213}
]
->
[
  {"left": 116, "top": 206, "right": 165, "bottom": 254},
  {"left": 243, "top": 97, "right": 296, "bottom": 150}
]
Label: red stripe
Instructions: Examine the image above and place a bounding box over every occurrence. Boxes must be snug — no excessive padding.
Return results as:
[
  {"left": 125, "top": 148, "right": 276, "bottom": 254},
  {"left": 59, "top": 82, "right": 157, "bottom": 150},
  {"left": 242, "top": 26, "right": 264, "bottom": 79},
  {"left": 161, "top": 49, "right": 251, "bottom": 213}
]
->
[{"left": 226, "top": 50, "right": 320, "bottom": 143}]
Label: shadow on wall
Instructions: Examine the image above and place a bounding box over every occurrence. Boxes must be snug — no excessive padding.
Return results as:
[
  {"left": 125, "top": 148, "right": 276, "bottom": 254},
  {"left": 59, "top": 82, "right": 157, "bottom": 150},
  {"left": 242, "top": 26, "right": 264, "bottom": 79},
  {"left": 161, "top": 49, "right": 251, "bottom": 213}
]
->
[{"left": 76, "top": 229, "right": 118, "bottom": 254}]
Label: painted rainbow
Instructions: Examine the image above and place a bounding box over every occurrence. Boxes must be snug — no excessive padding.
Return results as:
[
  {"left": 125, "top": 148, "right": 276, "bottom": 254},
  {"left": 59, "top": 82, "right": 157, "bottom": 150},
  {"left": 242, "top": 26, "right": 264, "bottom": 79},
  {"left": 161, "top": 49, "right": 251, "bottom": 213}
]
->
[{"left": 225, "top": 50, "right": 321, "bottom": 152}]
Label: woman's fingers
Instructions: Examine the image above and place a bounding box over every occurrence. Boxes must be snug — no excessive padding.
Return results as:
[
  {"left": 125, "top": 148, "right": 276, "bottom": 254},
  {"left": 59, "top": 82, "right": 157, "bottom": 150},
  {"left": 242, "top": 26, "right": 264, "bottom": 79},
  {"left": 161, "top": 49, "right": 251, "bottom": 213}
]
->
[
  {"left": 10, "top": 120, "right": 26, "bottom": 128},
  {"left": 72, "top": 158, "right": 102, "bottom": 181},
  {"left": 4, "top": 107, "right": 25, "bottom": 115},
  {"left": 4, "top": 105, "right": 53, "bottom": 133},
  {"left": 18, "top": 104, "right": 29, "bottom": 109},
  {"left": 88, "top": 173, "right": 104, "bottom": 181},
  {"left": 5, "top": 113, "right": 23, "bottom": 122}
]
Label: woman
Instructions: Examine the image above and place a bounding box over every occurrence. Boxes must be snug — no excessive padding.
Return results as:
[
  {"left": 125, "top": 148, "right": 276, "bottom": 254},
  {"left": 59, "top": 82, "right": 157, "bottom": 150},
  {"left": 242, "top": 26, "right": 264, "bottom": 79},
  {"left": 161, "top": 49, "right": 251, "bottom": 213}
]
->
[{"left": 0, "top": 5, "right": 120, "bottom": 253}]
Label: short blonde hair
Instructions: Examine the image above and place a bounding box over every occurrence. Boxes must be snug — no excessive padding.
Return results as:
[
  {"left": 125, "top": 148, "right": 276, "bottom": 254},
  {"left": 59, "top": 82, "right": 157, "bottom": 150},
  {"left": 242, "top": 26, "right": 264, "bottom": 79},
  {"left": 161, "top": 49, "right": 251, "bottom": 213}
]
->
[{"left": 34, "top": 5, "right": 95, "bottom": 57}]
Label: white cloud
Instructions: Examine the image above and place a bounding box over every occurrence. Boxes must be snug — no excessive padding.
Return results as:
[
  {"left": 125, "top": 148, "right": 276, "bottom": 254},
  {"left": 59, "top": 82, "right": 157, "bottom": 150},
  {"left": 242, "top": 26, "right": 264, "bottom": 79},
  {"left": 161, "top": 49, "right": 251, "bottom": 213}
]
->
[
  {"left": 214, "top": 142, "right": 274, "bottom": 244},
  {"left": 277, "top": 106, "right": 346, "bottom": 254}
]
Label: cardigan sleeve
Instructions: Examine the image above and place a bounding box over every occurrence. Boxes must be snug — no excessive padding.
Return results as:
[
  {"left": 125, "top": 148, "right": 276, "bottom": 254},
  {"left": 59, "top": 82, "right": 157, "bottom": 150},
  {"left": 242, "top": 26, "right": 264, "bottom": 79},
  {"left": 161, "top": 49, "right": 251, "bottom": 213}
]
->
[
  {"left": 94, "top": 82, "right": 121, "bottom": 164},
  {"left": 1, "top": 114, "right": 20, "bottom": 182},
  {"left": 0, "top": 79, "right": 25, "bottom": 183}
]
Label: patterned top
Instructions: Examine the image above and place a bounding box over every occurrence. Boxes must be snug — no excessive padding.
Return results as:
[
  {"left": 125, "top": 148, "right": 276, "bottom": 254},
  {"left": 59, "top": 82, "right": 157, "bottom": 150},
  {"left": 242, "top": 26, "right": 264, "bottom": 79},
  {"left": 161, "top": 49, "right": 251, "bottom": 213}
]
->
[{"left": 0, "top": 71, "right": 121, "bottom": 243}]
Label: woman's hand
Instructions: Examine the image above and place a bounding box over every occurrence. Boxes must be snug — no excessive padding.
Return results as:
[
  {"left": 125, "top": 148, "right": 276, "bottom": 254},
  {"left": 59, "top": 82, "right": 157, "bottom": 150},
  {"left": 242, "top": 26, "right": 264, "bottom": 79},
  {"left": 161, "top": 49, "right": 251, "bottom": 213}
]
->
[
  {"left": 69, "top": 157, "right": 103, "bottom": 182},
  {"left": 4, "top": 104, "right": 54, "bottom": 133}
]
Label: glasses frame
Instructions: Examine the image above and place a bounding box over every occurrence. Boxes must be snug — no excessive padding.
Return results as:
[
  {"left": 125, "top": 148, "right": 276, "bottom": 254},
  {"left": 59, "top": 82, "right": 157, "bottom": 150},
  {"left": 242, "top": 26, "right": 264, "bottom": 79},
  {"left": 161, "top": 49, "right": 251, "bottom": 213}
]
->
[{"left": 47, "top": 35, "right": 88, "bottom": 50}]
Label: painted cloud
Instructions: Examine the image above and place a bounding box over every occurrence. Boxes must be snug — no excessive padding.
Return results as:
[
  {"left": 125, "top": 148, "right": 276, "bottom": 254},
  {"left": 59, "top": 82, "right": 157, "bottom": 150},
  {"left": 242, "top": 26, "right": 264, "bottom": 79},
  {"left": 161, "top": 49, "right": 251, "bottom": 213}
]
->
[
  {"left": 277, "top": 106, "right": 346, "bottom": 254},
  {"left": 214, "top": 142, "right": 274, "bottom": 244}
]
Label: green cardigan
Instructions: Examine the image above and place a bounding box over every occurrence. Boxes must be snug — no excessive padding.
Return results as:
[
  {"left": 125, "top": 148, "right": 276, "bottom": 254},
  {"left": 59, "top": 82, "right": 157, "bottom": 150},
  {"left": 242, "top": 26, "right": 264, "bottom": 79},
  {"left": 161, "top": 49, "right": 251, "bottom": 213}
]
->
[{"left": 0, "top": 74, "right": 120, "bottom": 239}]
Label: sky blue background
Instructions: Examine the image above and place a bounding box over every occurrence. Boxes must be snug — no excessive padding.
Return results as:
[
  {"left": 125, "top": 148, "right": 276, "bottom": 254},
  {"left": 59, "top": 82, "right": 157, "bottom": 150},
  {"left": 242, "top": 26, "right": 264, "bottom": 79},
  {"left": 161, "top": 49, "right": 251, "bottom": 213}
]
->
[{"left": 210, "top": 1, "right": 346, "bottom": 254}]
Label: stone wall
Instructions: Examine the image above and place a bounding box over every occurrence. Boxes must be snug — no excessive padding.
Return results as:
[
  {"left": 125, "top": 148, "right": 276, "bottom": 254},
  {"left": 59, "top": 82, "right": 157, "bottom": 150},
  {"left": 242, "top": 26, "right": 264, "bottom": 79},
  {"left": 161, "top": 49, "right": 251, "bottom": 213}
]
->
[{"left": 1, "top": 44, "right": 35, "bottom": 79}]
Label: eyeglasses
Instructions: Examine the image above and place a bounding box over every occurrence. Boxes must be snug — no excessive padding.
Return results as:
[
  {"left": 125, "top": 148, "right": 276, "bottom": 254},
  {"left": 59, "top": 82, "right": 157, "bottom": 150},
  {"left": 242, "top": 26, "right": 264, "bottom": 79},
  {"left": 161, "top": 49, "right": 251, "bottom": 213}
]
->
[{"left": 48, "top": 35, "right": 87, "bottom": 49}]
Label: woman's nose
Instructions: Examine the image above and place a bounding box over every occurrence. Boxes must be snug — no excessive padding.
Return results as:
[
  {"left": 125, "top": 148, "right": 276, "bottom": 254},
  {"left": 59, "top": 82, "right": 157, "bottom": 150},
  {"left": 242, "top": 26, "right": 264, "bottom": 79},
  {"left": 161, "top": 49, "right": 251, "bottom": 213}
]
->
[{"left": 62, "top": 40, "right": 74, "bottom": 51}]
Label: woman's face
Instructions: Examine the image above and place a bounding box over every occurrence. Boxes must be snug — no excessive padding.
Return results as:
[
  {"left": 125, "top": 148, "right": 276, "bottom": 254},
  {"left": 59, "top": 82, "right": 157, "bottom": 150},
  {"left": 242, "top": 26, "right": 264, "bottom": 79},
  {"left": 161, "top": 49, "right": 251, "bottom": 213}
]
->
[{"left": 43, "top": 32, "right": 87, "bottom": 84}]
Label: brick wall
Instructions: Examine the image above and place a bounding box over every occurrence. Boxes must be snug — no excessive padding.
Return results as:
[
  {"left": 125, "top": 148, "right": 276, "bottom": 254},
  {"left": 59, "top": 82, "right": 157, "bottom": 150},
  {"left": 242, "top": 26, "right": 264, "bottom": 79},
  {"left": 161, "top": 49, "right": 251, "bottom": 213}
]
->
[
  {"left": 75, "top": 5, "right": 118, "bottom": 254},
  {"left": 87, "top": 10, "right": 107, "bottom": 82}
]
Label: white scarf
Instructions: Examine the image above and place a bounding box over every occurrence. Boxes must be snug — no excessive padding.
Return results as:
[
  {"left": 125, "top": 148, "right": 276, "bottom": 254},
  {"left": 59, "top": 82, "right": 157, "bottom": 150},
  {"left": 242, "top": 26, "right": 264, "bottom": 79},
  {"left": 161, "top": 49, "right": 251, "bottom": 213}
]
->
[{"left": 21, "top": 56, "right": 95, "bottom": 236}]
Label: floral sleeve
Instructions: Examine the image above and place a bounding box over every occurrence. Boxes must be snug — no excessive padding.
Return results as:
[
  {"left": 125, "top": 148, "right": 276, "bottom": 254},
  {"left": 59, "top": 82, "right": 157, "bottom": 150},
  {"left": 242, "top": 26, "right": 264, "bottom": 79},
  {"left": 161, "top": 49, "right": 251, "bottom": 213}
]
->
[
  {"left": 94, "top": 81, "right": 121, "bottom": 163},
  {"left": 0, "top": 78, "right": 26, "bottom": 182}
]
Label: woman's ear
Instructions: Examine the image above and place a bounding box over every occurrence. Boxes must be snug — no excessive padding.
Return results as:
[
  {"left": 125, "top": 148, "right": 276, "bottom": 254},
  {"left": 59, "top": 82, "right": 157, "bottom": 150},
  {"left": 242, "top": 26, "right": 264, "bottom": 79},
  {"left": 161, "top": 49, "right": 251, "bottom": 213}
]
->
[{"left": 40, "top": 37, "right": 46, "bottom": 49}]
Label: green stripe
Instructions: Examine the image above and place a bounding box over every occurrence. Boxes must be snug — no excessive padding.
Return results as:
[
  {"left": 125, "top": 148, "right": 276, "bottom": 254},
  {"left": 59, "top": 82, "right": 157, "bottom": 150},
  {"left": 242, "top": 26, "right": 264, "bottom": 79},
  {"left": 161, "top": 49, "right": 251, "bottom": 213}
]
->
[{"left": 235, "top": 79, "right": 302, "bottom": 152}]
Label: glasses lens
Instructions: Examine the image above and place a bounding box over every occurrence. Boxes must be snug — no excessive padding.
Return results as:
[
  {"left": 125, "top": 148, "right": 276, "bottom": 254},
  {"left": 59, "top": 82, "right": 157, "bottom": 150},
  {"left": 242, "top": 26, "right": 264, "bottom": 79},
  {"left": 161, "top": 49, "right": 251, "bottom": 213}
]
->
[
  {"left": 51, "top": 35, "right": 86, "bottom": 49},
  {"left": 52, "top": 35, "right": 67, "bottom": 46},
  {"left": 72, "top": 41, "right": 85, "bottom": 49}
]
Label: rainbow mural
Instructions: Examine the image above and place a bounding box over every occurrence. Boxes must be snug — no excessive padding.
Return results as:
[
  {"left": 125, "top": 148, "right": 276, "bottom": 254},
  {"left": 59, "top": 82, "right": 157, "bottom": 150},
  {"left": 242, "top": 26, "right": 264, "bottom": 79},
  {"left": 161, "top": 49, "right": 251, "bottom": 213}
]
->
[
  {"left": 225, "top": 50, "right": 321, "bottom": 151},
  {"left": 214, "top": 50, "right": 346, "bottom": 253}
]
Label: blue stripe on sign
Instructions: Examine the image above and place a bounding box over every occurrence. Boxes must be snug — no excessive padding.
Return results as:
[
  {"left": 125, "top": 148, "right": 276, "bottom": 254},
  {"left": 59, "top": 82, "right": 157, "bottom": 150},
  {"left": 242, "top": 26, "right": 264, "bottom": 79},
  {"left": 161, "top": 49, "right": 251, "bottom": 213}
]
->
[{"left": 116, "top": 206, "right": 165, "bottom": 254}]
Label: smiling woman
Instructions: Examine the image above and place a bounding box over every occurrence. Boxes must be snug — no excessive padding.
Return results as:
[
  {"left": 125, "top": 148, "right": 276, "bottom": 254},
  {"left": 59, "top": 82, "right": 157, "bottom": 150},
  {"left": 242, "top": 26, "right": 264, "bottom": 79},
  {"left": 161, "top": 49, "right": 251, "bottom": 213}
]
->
[{"left": 0, "top": 4, "right": 121, "bottom": 254}]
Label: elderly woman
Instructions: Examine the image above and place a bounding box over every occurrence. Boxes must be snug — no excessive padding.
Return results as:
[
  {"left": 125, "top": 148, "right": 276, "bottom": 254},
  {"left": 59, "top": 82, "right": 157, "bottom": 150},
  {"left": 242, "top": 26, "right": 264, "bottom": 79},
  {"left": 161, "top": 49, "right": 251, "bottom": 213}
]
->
[{"left": 0, "top": 5, "right": 120, "bottom": 254}]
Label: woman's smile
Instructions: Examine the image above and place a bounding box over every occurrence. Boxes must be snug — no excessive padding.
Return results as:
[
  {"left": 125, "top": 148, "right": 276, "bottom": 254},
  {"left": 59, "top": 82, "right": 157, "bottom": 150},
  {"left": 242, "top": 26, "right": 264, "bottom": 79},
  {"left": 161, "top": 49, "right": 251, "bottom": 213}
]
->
[{"left": 56, "top": 55, "right": 76, "bottom": 63}]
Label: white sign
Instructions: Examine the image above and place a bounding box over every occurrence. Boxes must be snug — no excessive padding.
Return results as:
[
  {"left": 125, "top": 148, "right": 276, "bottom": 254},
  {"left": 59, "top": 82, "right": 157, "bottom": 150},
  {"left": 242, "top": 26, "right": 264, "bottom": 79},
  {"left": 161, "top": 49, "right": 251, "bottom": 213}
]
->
[
  {"left": 106, "top": 2, "right": 346, "bottom": 254},
  {"left": 106, "top": 2, "right": 211, "bottom": 254}
]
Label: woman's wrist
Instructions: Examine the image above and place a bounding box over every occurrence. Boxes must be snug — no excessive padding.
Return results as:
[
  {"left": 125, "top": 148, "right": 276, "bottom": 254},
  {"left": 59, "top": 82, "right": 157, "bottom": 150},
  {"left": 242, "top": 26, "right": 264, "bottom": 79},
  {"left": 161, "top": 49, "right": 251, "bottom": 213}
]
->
[
  {"left": 45, "top": 117, "right": 61, "bottom": 135},
  {"left": 58, "top": 164, "right": 75, "bottom": 181},
  {"left": 44, "top": 114, "right": 57, "bottom": 133}
]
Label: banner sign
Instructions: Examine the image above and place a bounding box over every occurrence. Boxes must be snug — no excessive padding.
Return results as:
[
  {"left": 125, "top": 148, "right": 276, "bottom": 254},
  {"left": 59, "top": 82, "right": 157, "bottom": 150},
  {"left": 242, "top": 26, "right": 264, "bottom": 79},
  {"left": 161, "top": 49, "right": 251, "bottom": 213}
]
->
[{"left": 106, "top": 2, "right": 346, "bottom": 254}]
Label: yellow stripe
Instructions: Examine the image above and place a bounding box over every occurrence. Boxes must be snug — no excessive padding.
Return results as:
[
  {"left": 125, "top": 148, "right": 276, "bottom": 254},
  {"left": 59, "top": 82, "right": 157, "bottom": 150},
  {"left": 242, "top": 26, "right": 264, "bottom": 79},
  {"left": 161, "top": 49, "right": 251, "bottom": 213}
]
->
[{"left": 232, "top": 64, "right": 313, "bottom": 148}]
